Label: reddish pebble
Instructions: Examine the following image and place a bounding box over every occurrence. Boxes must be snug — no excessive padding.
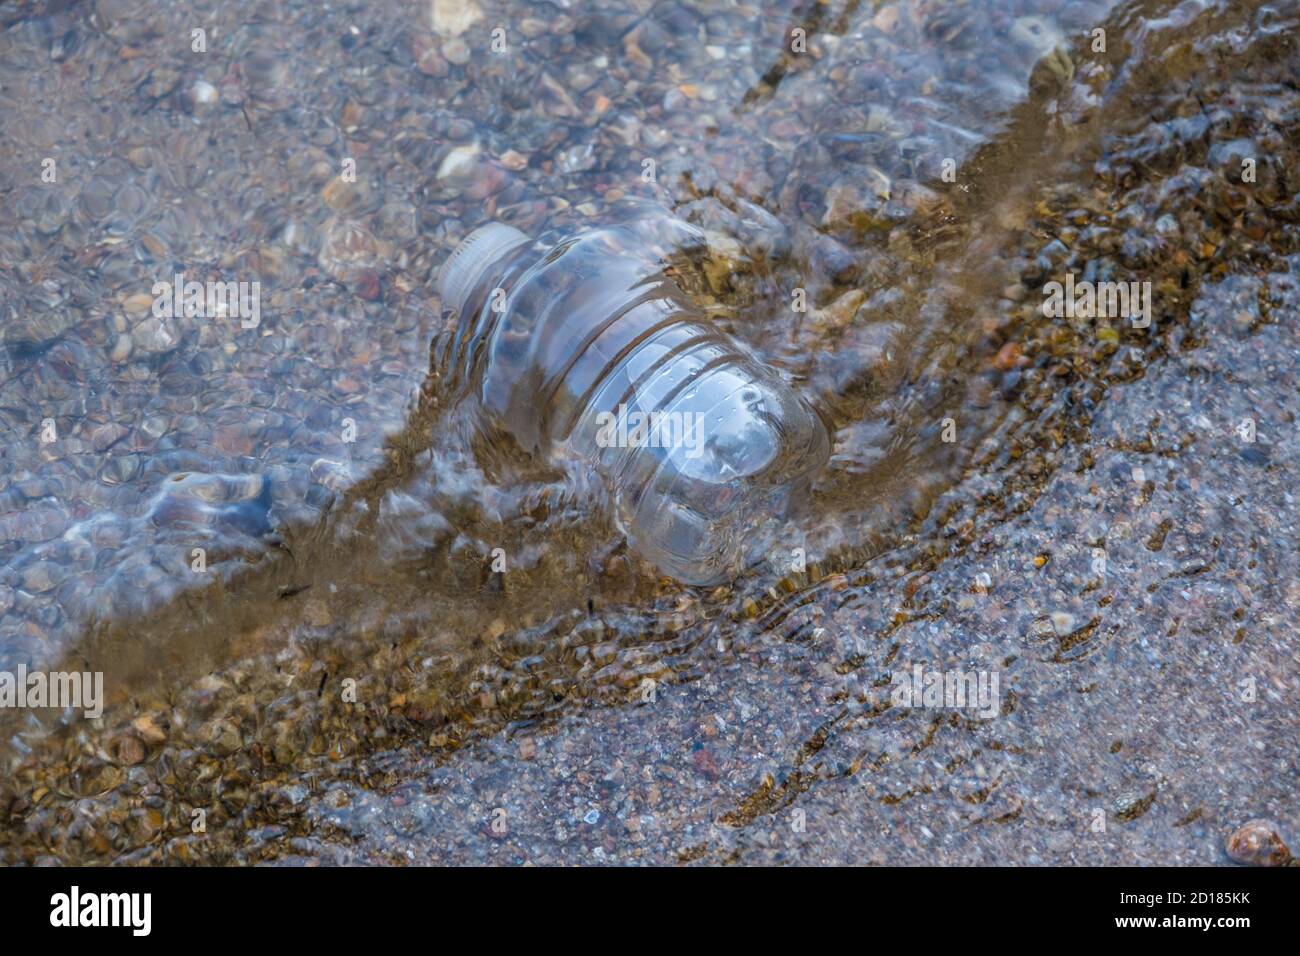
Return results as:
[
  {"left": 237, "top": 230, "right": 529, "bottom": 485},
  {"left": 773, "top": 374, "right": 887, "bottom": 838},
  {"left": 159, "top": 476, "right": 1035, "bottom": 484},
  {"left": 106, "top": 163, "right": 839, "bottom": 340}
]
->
[
  {"left": 1225, "top": 819, "right": 1291, "bottom": 866},
  {"left": 111, "top": 734, "right": 146, "bottom": 767},
  {"left": 692, "top": 747, "right": 720, "bottom": 780},
  {"left": 993, "top": 341, "right": 1029, "bottom": 370},
  {"left": 353, "top": 269, "right": 382, "bottom": 302}
]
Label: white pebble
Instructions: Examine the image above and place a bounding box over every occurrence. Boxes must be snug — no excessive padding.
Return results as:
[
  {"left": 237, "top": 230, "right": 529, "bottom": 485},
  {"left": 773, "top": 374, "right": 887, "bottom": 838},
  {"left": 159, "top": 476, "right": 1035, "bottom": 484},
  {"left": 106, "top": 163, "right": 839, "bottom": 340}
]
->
[{"left": 190, "top": 81, "right": 218, "bottom": 105}]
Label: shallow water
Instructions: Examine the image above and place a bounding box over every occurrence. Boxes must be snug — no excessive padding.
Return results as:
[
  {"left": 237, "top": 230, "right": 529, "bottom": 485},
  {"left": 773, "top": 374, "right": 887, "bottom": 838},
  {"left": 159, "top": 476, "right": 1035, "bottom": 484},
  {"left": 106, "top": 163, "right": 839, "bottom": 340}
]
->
[
  {"left": 0, "top": 0, "right": 1297, "bottom": 864},
  {"left": 0, "top": 0, "right": 1122, "bottom": 673}
]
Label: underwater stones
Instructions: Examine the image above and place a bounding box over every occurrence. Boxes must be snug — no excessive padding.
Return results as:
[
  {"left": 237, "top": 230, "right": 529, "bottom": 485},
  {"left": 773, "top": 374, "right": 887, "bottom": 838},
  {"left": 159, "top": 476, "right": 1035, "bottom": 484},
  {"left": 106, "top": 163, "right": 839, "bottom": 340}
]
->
[
  {"left": 187, "top": 80, "right": 218, "bottom": 107},
  {"left": 90, "top": 422, "right": 130, "bottom": 452},
  {"left": 430, "top": 0, "right": 482, "bottom": 39},
  {"left": 498, "top": 150, "right": 528, "bottom": 172},
  {"left": 680, "top": 197, "right": 789, "bottom": 264},
  {"left": 1225, "top": 819, "right": 1291, "bottom": 866},
  {"left": 822, "top": 170, "right": 893, "bottom": 234},
  {"left": 242, "top": 51, "right": 292, "bottom": 111},
  {"left": 0, "top": 0, "right": 1293, "bottom": 873},
  {"left": 809, "top": 233, "right": 860, "bottom": 284},
  {"left": 129, "top": 315, "right": 180, "bottom": 355},
  {"left": 202, "top": 718, "right": 243, "bottom": 757},
  {"left": 436, "top": 142, "right": 481, "bottom": 183},
  {"left": 442, "top": 36, "right": 471, "bottom": 65},
  {"left": 321, "top": 176, "right": 368, "bottom": 213},
  {"left": 109, "top": 733, "right": 146, "bottom": 767},
  {"left": 77, "top": 177, "right": 117, "bottom": 223},
  {"left": 810, "top": 289, "right": 866, "bottom": 335},
  {"left": 131, "top": 712, "right": 168, "bottom": 744},
  {"left": 107, "top": 332, "right": 133, "bottom": 366},
  {"left": 413, "top": 34, "right": 449, "bottom": 76},
  {"left": 139, "top": 66, "right": 179, "bottom": 101},
  {"left": 5, "top": 312, "right": 76, "bottom": 355},
  {"left": 120, "top": 291, "right": 153, "bottom": 316},
  {"left": 1009, "top": 16, "right": 1063, "bottom": 57},
  {"left": 143, "top": 471, "right": 274, "bottom": 541},
  {"left": 20, "top": 561, "right": 61, "bottom": 593}
]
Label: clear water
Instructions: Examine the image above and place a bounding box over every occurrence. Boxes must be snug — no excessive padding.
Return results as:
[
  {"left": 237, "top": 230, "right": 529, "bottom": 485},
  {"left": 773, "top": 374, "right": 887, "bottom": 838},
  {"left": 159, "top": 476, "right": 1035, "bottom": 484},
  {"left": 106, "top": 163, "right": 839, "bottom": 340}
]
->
[{"left": 1, "top": 0, "right": 1296, "bottom": 865}]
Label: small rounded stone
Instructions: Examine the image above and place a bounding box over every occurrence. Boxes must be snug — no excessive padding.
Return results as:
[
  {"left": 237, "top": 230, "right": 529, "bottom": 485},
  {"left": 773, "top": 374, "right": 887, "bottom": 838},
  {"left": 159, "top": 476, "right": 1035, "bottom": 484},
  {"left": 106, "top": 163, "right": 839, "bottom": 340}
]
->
[{"left": 1225, "top": 819, "right": 1291, "bottom": 866}]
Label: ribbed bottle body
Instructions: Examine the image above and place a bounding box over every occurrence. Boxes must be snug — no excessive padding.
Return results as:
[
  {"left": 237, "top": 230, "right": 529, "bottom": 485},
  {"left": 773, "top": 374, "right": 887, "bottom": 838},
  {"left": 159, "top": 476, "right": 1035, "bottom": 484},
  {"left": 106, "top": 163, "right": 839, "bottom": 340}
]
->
[{"left": 437, "top": 220, "right": 828, "bottom": 584}]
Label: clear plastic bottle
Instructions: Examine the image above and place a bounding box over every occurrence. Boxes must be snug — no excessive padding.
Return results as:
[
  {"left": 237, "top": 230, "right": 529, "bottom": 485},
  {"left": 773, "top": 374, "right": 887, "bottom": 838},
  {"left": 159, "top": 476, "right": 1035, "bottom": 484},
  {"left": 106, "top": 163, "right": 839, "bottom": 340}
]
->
[{"left": 436, "top": 215, "right": 829, "bottom": 585}]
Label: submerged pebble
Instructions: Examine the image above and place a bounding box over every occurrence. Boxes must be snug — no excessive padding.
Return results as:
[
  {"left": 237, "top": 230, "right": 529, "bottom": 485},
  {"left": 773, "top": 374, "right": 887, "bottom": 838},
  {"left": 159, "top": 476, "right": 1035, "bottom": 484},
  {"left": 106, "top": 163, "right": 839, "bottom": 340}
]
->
[{"left": 1225, "top": 819, "right": 1292, "bottom": 867}]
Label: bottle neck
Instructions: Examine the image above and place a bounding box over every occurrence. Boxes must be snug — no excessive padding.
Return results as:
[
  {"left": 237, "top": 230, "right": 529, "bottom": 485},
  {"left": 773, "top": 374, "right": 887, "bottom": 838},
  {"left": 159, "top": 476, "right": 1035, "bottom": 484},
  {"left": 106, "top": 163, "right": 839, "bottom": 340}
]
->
[
  {"left": 436, "top": 222, "right": 531, "bottom": 318},
  {"left": 434, "top": 242, "right": 534, "bottom": 396}
]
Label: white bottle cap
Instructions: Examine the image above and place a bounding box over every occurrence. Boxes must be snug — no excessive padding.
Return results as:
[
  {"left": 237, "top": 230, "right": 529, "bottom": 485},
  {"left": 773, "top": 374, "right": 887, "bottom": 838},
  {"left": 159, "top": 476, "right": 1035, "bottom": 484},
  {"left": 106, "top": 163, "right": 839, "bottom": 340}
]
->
[{"left": 436, "top": 222, "right": 530, "bottom": 316}]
